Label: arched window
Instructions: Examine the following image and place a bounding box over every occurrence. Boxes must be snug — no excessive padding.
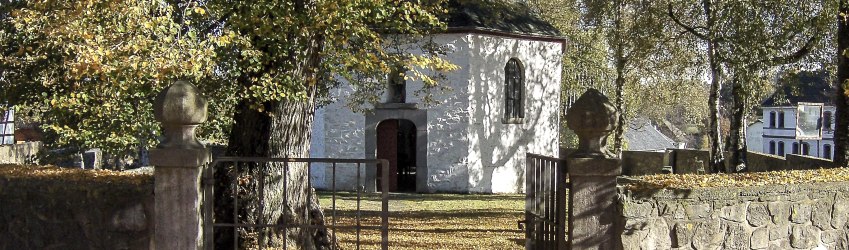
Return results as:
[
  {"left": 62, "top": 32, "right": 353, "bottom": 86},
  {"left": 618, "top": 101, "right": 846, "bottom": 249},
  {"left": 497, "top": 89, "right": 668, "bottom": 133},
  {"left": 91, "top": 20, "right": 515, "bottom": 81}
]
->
[
  {"left": 778, "top": 111, "right": 785, "bottom": 128},
  {"left": 504, "top": 58, "right": 524, "bottom": 123},
  {"left": 387, "top": 66, "right": 406, "bottom": 103},
  {"left": 823, "top": 111, "right": 833, "bottom": 131},
  {"left": 777, "top": 142, "right": 785, "bottom": 156},
  {"left": 824, "top": 144, "right": 832, "bottom": 160},
  {"left": 769, "top": 111, "right": 776, "bottom": 128},
  {"left": 792, "top": 142, "right": 799, "bottom": 154},
  {"left": 769, "top": 141, "right": 776, "bottom": 155},
  {"left": 801, "top": 142, "right": 810, "bottom": 156}
]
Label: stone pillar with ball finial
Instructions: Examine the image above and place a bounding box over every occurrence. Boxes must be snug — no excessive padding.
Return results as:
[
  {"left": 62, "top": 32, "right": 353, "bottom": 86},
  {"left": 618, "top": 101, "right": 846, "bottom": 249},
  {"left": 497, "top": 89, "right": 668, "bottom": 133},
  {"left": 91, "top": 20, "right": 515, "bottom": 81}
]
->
[
  {"left": 564, "top": 89, "right": 623, "bottom": 250},
  {"left": 148, "top": 81, "right": 211, "bottom": 250}
]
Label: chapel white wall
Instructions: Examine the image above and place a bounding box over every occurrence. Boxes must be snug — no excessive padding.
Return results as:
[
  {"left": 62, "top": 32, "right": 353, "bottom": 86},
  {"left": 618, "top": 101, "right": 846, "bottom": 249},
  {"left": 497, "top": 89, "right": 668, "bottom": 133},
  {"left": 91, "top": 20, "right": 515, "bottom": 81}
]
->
[
  {"left": 310, "top": 33, "right": 562, "bottom": 193},
  {"left": 465, "top": 34, "right": 562, "bottom": 193}
]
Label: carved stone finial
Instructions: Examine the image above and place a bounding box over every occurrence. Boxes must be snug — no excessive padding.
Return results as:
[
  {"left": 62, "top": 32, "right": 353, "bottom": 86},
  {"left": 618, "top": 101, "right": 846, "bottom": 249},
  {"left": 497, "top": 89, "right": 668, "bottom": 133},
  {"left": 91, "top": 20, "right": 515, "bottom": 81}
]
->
[
  {"left": 153, "top": 81, "right": 208, "bottom": 149},
  {"left": 565, "top": 89, "right": 618, "bottom": 158}
]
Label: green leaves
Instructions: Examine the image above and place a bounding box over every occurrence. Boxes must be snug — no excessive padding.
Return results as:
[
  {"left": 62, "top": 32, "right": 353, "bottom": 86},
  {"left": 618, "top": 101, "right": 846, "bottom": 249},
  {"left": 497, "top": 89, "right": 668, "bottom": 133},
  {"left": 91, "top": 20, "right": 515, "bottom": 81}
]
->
[{"left": 0, "top": 0, "right": 453, "bottom": 162}]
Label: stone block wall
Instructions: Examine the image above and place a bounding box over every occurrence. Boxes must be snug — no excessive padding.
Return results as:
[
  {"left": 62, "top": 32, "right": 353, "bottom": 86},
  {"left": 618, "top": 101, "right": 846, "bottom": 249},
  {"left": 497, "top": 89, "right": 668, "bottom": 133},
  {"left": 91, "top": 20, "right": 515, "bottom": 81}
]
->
[
  {"left": 612, "top": 148, "right": 834, "bottom": 176},
  {"left": 0, "top": 165, "right": 153, "bottom": 249},
  {"left": 618, "top": 182, "right": 849, "bottom": 249},
  {"left": 785, "top": 154, "right": 834, "bottom": 171},
  {"left": 623, "top": 151, "right": 665, "bottom": 176},
  {"left": 746, "top": 151, "right": 786, "bottom": 172},
  {"left": 0, "top": 141, "right": 40, "bottom": 164}
]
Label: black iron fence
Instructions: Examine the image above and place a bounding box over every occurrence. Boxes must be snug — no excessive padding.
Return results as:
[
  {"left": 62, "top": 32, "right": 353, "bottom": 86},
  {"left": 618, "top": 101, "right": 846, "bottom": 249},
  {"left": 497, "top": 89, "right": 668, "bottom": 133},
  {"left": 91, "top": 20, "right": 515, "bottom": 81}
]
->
[
  {"left": 524, "top": 153, "right": 568, "bottom": 250},
  {"left": 203, "top": 157, "right": 390, "bottom": 250}
]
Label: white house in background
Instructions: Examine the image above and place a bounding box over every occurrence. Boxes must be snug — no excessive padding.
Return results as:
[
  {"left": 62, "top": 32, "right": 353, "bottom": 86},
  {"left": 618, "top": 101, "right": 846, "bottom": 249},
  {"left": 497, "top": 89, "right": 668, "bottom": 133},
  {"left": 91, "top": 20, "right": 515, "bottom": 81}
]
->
[
  {"left": 745, "top": 119, "right": 763, "bottom": 153},
  {"left": 755, "top": 71, "right": 834, "bottom": 160},
  {"left": 309, "top": 0, "right": 563, "bottom": 193}
]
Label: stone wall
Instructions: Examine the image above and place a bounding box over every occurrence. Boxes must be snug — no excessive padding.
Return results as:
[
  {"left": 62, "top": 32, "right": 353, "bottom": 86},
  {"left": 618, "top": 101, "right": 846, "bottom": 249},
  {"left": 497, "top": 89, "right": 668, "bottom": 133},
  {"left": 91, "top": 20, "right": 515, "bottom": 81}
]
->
[
  {"left": 0, "top": 165, "right": 153, "bottom": 249},
  {"left": 618, "top": 149, "right": 833, "bottom": 176},
  {"left": 618, "top": 182, "right": 849, "bottom": 249},
  {"left": 746, "top": 151, "right": 786, "bottom": 172},
  {"left": 785, "top": 154, "right": 834, "bottom": 171},
  {"left": 623, "top": 151, "right": 665, "bottom": 176},
  {"left": 0, "top": 141, "right": 41, "bottom": 164}
]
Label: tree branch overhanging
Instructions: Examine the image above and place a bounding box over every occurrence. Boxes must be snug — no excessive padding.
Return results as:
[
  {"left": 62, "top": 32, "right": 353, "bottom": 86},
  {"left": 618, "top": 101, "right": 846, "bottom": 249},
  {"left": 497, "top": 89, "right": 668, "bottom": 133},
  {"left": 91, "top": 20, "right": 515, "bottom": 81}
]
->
[{"left": 667, "top": 3, "right": 708, "bottom": 40}]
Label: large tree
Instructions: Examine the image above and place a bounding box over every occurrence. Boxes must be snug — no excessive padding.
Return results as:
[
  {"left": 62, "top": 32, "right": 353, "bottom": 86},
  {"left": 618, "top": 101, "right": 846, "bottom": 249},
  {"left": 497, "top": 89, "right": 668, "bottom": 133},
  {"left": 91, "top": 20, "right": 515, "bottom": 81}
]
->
[
  {"left": 835, "top": 0, "right": 849, "bottom": 167},
  {"left": 0, "top": 0, "right": 454, "bottom": 248},
  {"left": 667, "top": 0, "right": 830, "bottom": 172},
  {"left": 534, "top": 0, "right": 707, "bottom": 152}
]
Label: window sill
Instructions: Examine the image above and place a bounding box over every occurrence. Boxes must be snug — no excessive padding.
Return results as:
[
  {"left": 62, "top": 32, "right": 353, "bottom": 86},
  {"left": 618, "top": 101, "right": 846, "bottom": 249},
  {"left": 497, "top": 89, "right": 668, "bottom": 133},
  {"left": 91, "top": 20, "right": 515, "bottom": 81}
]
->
[
  {"left": 502, "top": 117, "right": 524, "bottom": 124},
  {"left": 375, "top": 103, "right": 418, "bottom": 110}
]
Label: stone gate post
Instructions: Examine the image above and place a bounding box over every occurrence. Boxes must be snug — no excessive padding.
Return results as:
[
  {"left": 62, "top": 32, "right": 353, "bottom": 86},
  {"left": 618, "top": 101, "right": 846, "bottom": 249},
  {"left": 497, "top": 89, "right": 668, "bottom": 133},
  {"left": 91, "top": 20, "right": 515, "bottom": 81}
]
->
[
  {"left": 149, "top": 81, "right": 211, "bottom": 249},
  {"left": 564, "top": 89, "right": 623, "bottom": 250}
]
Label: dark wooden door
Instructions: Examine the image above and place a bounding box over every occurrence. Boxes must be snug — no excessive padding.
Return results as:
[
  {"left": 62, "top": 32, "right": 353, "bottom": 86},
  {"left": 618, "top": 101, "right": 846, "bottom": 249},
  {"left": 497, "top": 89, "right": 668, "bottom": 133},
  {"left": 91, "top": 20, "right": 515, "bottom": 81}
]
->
[{"left": 376, "top": 120, "right": 399, "bottom": 191}]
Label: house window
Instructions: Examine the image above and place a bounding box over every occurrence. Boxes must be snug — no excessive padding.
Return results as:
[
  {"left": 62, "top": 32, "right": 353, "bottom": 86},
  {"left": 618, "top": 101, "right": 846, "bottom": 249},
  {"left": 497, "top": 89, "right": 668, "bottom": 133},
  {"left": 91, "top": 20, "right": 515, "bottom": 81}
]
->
[
  {"left": 777, "top": 142, "right": 785, "bottom": 156},
  {"left": 801, "top": 142, "right": 810, "bottom": 156},
  {"left": 769, "top": 111, "right": 776, "bottom": 128},
  {"left": 769, "top": 141, "right": 776, "bottom": 155},
  {"left": 778, "top": 111, "right": 785, "bottom": 128},
  {"left": 823, "top": 111, "right": 833, "bottom": 131},
  {"left": 387, "top": 66, "right": 406, "bottom": 103},
  {"left": 824, "top": 144, "right": 832, "bottom": 160},
  {"left": 0, "top": 107, "right": 13, "bottom": 145},
  {"left": 792, "top": 142, "right": 799, "bottom": 155},
  {"left": 504, "top": 58, "right": 524, "bottom": 123}
]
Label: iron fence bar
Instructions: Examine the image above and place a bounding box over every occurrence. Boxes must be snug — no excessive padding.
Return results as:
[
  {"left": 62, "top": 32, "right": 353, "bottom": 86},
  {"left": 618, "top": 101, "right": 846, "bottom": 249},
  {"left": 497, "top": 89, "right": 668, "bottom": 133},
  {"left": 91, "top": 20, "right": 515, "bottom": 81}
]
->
[
  {"left": 550, "top": 159, "right": 556, "bottom": 249},
  {"left": 233, "top": 163, "right": 240, "bottom": 250},
  {"left": 379, "top": 159, "right": 390, "bottom": 250},
  {"left": 203, "top": 164, "right": 215, "bottom": 250},
  {"left": 534, "top": 156, "right": 545, "bottom": 247},
  {"left": 213, "top": 223, "right": 384, "bottom": 230},
  {"left": 524, "top": 156, "right": 533, "bottom": 250},
  {"left": 547, "top": 160, "right": 553, "bottom": 249},
  {"left": 356, "top": 162, "right": 362, "bottom": 250},
  {"left": 332, "top": 162, "right": 337, "bottom": 250},
  {"left": 283, "top": 160, "right": 289, "bottom": 250},
  {"left": 258, "top": 163, "right": 267, "bottom": 250},
  {"left": 204, "top": 157, "right": 389, "bottom": 250},
  {"left": 556, "top": 158, "right": 567, "bottom": 249},
  {"left": 211, "top": 157, "right": 386, "bottom": 164},
  {"left": 526, "top": 153, "right": 562, "bottom": 163}
]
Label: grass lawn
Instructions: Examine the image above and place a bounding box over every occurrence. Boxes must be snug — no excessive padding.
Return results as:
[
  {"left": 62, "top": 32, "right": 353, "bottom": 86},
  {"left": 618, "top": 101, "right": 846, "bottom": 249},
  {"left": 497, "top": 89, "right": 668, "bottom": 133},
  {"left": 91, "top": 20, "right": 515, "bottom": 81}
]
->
[{"left": 317, "top": 192, "right": 525, "bottom": 250}]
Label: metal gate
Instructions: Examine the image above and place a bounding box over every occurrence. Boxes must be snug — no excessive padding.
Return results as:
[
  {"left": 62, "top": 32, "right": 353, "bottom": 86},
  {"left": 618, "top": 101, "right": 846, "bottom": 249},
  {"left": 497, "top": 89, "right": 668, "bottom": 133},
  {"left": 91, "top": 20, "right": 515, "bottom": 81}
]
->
[
  {"left": 202, "top": 157, "right": 390, "bottom": 250},
  {"left": 523, "top": 153, "right": 568, "bottom": 250}
]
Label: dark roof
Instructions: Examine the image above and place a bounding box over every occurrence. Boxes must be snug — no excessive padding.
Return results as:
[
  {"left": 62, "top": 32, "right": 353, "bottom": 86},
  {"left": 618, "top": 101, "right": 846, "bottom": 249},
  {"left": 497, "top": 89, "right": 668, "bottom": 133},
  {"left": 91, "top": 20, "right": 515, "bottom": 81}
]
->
[
  {"left": 444, "top": 0, "right": 561, "bottom": 38},
  {"left": 762, "top": 71, "right": 833, "bottom": 106},
  {"left": 624, "top": 118, "right": 676, "bottom": 152}
]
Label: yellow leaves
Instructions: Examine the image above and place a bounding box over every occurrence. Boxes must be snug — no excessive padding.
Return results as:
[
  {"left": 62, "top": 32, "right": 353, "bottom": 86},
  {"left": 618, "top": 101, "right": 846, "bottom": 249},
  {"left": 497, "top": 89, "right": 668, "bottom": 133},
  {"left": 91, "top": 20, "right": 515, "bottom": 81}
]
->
[
  {"left": 624, "top": 168, "right": 849, "bottom": 191},
  {"left": 316, "top": 192, "right": 525, "bottom": 250},
  {"left": 0, "top": 164, "right": 152, "bottom": 186},
  {"left": 194, "top": 7, "right": 206, "bottom": 15}
]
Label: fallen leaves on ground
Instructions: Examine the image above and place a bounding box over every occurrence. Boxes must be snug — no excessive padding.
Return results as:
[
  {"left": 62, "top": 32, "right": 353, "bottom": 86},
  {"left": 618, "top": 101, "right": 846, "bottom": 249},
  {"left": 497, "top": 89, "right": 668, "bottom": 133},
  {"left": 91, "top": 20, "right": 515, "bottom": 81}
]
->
[
  {"left": 0, "top": 164, "right": 152, "bottom": 185},
  {"left": 623, "top": 167, "right": 849, "bottom": 191},
  {"left": 318, "top": 192, "right": 525, "bottom": 250}
]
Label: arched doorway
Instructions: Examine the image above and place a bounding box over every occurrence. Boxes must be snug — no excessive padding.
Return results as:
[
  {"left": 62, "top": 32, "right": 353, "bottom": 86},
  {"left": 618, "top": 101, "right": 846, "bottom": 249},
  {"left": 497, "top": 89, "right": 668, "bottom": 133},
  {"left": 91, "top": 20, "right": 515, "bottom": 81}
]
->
[{"left": 376, "top": 119, "right": 417, "bottom": 192}]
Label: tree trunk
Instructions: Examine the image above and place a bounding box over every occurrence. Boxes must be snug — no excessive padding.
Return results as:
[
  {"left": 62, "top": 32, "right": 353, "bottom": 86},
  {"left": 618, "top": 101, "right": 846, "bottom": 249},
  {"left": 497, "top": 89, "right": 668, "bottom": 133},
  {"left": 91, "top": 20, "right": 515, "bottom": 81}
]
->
[
  {"left": 215, "top": 96, "right": 332, "bottom": 249},
  {"left": 613, "top": 61, "right": 626, "bottom": 156},
  {"left": 834, "top": 0, "right": 849, "bottom": 167},
  {"left": 612, "top": 1, "right": 627, "bottom": 156},
  {"left": 728, "top": 77, "right": 748, "bottom": 173},
  {"left": 213, "top": 0, "right": 332, "bottom": 248},
  {"left": 703, "top": 0, "right": 725, "bottom": 173}
]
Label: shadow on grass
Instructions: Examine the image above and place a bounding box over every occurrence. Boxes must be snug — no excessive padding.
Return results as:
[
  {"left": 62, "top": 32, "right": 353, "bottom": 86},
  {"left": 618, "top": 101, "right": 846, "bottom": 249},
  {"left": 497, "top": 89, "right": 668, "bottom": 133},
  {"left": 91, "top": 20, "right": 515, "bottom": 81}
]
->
[
  {"left": 317, "top": 191, "right": 524, "bottom": 202},
  {"left": 326, "top": 209, "right": 522, "bottom": 219}
]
